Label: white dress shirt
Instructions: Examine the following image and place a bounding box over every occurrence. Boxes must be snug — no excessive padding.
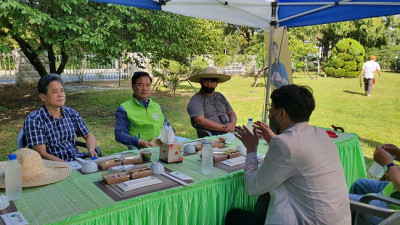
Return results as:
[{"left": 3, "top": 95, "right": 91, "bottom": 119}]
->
[{"left": 244, "top": 122, "right": 351, "bottom": 225}]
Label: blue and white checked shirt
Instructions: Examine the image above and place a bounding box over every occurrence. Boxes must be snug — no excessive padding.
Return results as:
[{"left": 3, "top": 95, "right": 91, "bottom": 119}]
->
[{"left": 24, "top": 106, "right": 90, "bottom": 162}]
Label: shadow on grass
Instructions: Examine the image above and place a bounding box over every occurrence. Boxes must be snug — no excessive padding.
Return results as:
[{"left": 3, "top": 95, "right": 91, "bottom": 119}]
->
[
  {"left": 358, "top": 136, "right": 382, "bottom": 149},
  {"left": 343, "top": 90, "right": 365, "bottom": 96}
]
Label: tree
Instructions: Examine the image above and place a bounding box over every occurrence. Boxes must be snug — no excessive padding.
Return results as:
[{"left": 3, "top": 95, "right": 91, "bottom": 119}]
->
[
  {"left": 288, "top": 28, "right": 319, "bottom": 72},
  {"left": 288, "top": 17, "right": 391, "bottom": 66},
  {"left": 0, "top": 0, "right": 224, "bottom": 77},
  {"left": 323, "top": 38, "right": 364, "bottom": 78}
]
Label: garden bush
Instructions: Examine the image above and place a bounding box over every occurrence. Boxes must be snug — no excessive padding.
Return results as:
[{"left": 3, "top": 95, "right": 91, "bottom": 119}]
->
[{"left": 324, "top": 38, "right": 365, "bottom": 78}]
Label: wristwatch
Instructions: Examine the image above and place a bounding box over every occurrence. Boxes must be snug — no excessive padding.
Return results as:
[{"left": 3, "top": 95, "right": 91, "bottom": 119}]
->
[{"left": 383, "top": 163, "right": 395, "bottom": 172}]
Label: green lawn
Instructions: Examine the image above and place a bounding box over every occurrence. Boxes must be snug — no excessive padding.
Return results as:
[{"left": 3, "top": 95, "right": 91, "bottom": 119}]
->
[{"left": 0, "top": 71, "right": 399, "bottom": 171}]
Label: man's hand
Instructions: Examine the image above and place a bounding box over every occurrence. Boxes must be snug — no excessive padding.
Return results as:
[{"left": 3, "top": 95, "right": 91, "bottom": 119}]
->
[
  {"left": 235, "top": 125, "right": 259, "bottom": 154},
  {"left": 273, "top": 72, "right": 282, "bottom": 82},
  {"left": 223, "top": 122, "right": 236, "bottom": 133},
  {"left": 88, "top": 149, "right": 98, "bottom": 158},
  {"left": 254, "top": 121, "right": 276, "bottom": 143},
  {"left": 382, "top": 144, "right": 400, "bottom": 161},
  {"left": 138, "top": 139, "right": 153, "bottom": 148},
  {"left": 374, "top": 146, "right": 393, "bottom": 166},
  {"left": 382, "top": 144, "right": 399, "bottom": 154}
]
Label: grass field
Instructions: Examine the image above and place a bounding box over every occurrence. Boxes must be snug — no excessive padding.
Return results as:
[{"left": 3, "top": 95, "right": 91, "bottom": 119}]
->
[{"left": 0, "top": 71, "right": 399, "bottom": 171}]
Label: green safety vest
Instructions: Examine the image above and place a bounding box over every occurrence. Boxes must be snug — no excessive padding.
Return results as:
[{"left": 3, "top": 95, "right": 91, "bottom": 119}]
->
[
  {"left": 121, "top": 97, "right": 164, "bottom": 142},
  {"left": 382, "top": 182, "right": 400, "bottom": 209}
]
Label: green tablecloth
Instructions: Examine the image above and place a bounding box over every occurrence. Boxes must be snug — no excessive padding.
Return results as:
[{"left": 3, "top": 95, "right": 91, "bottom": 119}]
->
[{"left": 7, "top": 130, "right": 366, "bottom": 225}]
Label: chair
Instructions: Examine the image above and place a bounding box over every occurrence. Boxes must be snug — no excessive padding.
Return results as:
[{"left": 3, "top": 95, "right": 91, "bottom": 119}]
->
[
  {"left": 190, "top": 117, "right": 212, "bottom": 138},
  {"left": 350, "top": 193, "right": 400, "bottom": 225},
  {"left": 17, "top": 129, "right": 102, "bottom": 157}
]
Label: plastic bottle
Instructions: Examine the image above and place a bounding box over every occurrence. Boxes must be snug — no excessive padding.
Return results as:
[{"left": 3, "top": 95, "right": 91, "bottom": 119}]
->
[
  {"left": 161, "top": 122, "right": 169, "bottom": 143},
  {"left": 5, "top": 154, "right": 22, "bottom": 201},
  {"left": 201, "top": 142, "right": 213, "bottom": 175},
  {"left": 246, "top": 118, "right": 254, "bottom": 134}
]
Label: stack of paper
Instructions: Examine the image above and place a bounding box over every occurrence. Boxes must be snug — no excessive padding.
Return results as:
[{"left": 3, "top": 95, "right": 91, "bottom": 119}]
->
[
  {"left": 368, "top": 162, "right": 385, "bottom": 179},
  {"left": 221, "top": 156, "right": 246, "bottom": 167},
  {"left": 117, "top": 176, "right": 162, "bottom": 192}
]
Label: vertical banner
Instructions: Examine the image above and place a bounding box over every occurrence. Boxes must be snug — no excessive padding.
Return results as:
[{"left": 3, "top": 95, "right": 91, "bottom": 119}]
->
[{"left": 264, "top": 27, "right": 292, "bottom": 89}]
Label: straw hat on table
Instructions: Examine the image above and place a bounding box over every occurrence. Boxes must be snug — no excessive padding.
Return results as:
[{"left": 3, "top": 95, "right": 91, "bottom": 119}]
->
[
  {"left": 0, "top": 148, "right": 72, "bottom": 188},
  {"left": 188, "top": 67, "right": 231, "bottom": 83}
]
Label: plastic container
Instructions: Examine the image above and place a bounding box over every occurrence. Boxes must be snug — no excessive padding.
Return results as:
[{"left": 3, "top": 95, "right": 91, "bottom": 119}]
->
[
  {"left": 5, "top": 154, "right": 22, "bottom": 201},
  {"left": 161, "top": 123, "right": 169, "bottom": 143},
  {"left": 246, "top": 118, "right": 254, "bottom": 134},
  {"left": 201, "top": 142, "right": 213, "bottom": 175}
]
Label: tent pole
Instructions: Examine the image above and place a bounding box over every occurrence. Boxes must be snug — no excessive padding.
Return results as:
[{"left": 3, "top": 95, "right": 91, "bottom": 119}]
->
[{"left": 263, "top": 1, "right": 278, "bottom": 123}]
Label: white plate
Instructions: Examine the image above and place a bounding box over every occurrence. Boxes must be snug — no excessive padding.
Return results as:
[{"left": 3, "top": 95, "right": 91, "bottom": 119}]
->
[{"left": 117, "top": 176, "right": 162, "bottom": 192}]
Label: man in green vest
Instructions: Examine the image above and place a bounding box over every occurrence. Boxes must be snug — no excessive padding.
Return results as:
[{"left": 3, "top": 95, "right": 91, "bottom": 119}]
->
[
  {"left": 349, "top": 143, "right": 400, "bottom": 224},
  {"left": 114, "top": 71, "right": 172, "bottom": 149}
]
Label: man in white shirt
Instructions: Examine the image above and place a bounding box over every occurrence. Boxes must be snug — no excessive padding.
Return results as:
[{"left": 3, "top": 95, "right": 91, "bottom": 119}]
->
[
  {"left": 359, "top": 55, "right": 381, "bottom": 97},
  {"left": 226, "top": 85, "right": 351, "bottom": 225}
]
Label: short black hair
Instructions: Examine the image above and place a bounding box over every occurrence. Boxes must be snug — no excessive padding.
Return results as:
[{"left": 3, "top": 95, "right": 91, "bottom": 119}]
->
[
  {"left": 132, "top": 71, "right": 152, "bottom": 85},
  {"left": 270, "top": 84, "right": 315, "bottom": 122},
  {"left": 37, "top": 73, "right": 63, "bottom": 94}
]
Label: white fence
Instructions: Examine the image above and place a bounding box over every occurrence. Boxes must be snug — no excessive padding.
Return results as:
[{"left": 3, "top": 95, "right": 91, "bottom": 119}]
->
[
  {"left": 0, "top": 53, "right": 16, "bottom": 84},
  {"left": 1, "top": 51, "right": 254, "bottom": 86},
  {"left": 0, "top": 52, "right": 136, "bottom": 85}
]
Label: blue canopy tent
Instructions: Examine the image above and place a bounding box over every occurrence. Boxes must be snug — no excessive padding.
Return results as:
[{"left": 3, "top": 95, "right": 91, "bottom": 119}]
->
[{"left": 90, "top": 0, "right": 400, "bottom": 120}]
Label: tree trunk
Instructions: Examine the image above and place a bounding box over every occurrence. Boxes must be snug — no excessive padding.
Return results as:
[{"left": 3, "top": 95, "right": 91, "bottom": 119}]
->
[
  {"left": 321, "top": 37, "right": 330, "bottom": 62},
  {"left": 56, "top": 47, "right": 68, "bottom": 75},
  {"left": 12, "top": 35, "right": 48, "bottom": 76},
  {"left": 47, "top": 44, "right": 56, "bottom": 73}
]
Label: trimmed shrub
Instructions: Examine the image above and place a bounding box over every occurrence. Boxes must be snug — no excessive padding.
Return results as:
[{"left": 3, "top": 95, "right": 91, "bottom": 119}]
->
[{"left": 324, "top": 38, "right": 365, "bottom": 78}]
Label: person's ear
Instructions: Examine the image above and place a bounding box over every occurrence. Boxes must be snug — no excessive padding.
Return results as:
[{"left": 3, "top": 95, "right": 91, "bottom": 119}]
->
[
  {"left": 277, "top": 108, "right": 286, "bottom": 121},
  {"left": 39, "top": 93, "right": 46, "bottom": 102}
]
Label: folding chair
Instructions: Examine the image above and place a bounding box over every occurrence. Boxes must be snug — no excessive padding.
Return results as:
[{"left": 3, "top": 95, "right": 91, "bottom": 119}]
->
[{"left": 350, "top": 193, "right": 400, "bottom": 225}]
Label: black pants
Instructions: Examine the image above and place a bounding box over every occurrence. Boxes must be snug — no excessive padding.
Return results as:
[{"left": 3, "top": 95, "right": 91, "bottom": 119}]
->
[{"left": 225, "top": 193, "right": 270, "bottom": 225}]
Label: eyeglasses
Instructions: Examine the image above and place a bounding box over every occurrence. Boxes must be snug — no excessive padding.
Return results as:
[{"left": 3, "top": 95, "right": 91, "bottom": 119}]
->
[{"left": 267, "top": 104, "right": 275, "bottom": 111}]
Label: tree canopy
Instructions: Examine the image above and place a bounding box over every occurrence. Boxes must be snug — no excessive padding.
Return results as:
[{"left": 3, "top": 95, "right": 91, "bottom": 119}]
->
[{"left": 0, "top": 0, "right": 224, "bottom": 76}]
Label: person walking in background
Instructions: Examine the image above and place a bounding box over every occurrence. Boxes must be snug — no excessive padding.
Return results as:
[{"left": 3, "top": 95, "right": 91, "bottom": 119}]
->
[{"left": 359, "top": 55, "right": 381, "bottom": 97}]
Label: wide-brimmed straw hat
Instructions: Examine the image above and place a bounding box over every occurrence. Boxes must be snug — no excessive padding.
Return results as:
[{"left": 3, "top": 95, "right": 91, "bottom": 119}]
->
[
  {"left": 189, "top": 67, "right": 231, "bottom": 83},
  {"left": 0, "top": 148, "right": 72, "bottom": 188}
]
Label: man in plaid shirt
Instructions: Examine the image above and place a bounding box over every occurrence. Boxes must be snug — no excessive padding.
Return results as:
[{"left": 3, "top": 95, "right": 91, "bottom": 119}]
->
[{"left": 23, "top": 74, "right": 98, "bottom": 162}]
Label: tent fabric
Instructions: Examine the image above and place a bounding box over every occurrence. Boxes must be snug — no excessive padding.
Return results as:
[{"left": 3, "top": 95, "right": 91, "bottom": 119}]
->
[
  {"left": 90, "top": 0, "right": 161, "bottom": 9},
  {"left": 89, "top": 0, "right": 400, "bottom": 29},
  {"left": 278, "top": 0, "right": 400, "bottom": 28}
]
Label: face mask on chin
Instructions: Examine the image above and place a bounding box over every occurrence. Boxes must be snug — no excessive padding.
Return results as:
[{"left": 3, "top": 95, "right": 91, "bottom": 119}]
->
[
  {"left": 201, "top": 86, "right": 215, "bottom": 94},
  {"left": 269, "top": 114, "right": 280, "bottom": 134}
]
